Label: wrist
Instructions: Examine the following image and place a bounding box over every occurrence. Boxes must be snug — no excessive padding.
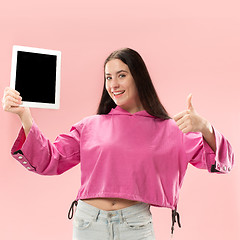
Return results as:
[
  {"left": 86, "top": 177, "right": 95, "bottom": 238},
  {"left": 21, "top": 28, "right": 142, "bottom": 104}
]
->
[
  {"left": 200, "top": 118, "right": 213, "bottom": 137},
  {"left": 199, "top": 118, "right": 216, "bottom": 152},
  {"left": 18, "top": 108, "right": 33, "bottom": 136}
]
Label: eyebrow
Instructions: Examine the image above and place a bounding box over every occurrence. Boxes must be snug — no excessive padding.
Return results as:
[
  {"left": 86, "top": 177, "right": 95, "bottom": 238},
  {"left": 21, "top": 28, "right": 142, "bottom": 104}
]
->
[{"left": 105, "top": 70, "right": 128, "bottom": 75}]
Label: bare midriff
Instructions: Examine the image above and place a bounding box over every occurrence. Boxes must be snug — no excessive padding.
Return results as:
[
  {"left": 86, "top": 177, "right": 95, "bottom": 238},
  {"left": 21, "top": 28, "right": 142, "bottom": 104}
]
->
[{"left": 81, "top": 197, "right": 141, "bottom": 211}]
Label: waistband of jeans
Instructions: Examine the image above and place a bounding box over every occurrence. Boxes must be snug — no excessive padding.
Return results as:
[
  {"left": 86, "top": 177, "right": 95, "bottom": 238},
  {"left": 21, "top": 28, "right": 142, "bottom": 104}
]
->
[{"left": 77, "top": 199, "right": 150, "bottom": 217}]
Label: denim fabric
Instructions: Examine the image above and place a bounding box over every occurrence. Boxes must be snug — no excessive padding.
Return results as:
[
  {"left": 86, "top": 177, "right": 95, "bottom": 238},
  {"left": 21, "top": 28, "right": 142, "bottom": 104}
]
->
[{"left": 72, "top": 199, "right": 156, "bottom": 240}]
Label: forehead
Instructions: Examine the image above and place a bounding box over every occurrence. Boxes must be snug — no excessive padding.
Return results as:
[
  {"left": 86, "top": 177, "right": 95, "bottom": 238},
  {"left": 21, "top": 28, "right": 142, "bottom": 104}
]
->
[{"left": 105, "top": 59, "right": 129, "bottom": 73}]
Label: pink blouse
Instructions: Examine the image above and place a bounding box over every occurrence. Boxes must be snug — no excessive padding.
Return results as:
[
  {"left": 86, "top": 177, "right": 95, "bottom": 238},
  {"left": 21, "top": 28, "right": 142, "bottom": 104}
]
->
[{"left": 11, "top": 106, "right": 234, "bottom": 234}]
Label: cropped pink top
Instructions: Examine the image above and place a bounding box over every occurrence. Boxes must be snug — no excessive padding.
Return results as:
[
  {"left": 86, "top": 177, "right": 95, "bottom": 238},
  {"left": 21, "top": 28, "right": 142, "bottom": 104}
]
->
[{"left": 11, "top": 106, "right": 234, "bottom": 233}]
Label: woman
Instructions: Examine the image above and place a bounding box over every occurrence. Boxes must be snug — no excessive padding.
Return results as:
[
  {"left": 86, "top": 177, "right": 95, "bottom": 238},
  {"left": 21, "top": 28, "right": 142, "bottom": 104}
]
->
[{"left": 2, "top": 48, "right": 234, "bottom": 240}]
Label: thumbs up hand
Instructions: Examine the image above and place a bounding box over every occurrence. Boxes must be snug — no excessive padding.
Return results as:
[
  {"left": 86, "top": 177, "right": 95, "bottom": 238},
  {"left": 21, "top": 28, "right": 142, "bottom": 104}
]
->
[
  {"left": 173, "top": 94, "right": 216, "bottom": 151},
  {"left": 173, "top": 94, "right": 206, "bottom": 134}
]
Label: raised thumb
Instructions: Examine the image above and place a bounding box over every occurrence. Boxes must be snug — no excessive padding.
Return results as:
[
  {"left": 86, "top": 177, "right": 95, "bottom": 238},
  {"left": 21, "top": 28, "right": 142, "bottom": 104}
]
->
[{"left": 187, "top": 93, "right": 193, "bottom": 110}]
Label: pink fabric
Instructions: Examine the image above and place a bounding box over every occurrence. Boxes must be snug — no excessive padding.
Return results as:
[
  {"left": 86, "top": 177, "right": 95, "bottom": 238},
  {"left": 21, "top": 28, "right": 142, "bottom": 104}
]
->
[{"left": 11, "top": 106, "right": 234, "bottom": 210}]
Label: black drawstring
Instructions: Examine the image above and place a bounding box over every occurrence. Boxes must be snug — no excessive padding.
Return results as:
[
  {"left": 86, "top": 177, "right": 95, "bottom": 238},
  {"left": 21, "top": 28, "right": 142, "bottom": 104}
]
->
[
  {"left": 171, "top": 209, "right": 181, "bottom": 235},
  {"left": 68, "top": 200, "right": 78, "bottom": 219}
]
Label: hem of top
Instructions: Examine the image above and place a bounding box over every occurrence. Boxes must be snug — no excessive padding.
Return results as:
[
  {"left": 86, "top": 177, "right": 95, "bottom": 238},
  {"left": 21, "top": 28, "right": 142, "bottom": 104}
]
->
[{"left": 75, "top": 192, "right": 176, "bottom": 210}]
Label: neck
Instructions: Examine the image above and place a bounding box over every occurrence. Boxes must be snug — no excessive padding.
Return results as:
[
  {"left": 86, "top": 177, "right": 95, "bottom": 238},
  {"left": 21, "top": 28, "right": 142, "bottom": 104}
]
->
[{"left": 118, "top": 104, "right": 145, "bottom": 114}]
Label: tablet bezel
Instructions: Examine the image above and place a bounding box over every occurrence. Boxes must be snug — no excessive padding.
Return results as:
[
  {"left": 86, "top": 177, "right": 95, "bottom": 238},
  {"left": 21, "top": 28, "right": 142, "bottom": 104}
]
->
[{"left": 10, "top": 45, "right": 61, "bottom": 109}]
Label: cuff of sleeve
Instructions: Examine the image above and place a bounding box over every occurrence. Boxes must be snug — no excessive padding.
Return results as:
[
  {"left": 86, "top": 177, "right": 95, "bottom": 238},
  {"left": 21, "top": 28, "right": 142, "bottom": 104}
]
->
[
  {"left": 11, "top": 127, "right": 26, "bottom": 155},
  {"left": 11, "top": 122, "right": 37, "bottom": 172},
  {"left": 12, "top": 150, "right": 36, "bottom": 171},
  {"left": 205, "top": 126, "right": 233, "bottom": 173},
  {"left": 203, "top": 139, "right": 216, "bottom": 172}
]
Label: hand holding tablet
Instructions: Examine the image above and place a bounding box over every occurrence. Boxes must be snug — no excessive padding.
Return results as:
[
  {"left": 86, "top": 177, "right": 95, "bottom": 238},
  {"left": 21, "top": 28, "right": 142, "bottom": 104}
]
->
[
  {"left": 2, "top": 87, "right": 24, "bottom": 114},
  {"left": 10, "top": 45, "right": 61, "bottom": 109}
]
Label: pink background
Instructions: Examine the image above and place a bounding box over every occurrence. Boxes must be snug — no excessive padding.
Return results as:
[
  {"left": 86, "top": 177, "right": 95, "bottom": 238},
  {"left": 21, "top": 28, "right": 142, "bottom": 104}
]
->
[{"left": 0, "top": 0, "right": 239, "bottom": 239}]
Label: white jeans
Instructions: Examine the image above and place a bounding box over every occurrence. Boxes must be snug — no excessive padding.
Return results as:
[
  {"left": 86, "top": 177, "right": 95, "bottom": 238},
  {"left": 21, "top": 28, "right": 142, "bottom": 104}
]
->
[{"left": 72, "top": 199, "right": 156, "bottom": 240}]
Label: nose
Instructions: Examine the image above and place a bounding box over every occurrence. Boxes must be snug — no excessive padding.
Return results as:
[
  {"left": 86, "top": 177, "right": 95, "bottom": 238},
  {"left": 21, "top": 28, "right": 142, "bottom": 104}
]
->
[{"left": 110, "top": 77, "right": 119, "bottom": 89}]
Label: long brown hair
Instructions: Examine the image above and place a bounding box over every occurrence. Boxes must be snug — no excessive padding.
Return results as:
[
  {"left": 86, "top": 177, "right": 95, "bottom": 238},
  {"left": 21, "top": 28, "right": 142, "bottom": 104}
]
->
[{"left": 97, "top": 48, "right": 171, "bottom": 120}]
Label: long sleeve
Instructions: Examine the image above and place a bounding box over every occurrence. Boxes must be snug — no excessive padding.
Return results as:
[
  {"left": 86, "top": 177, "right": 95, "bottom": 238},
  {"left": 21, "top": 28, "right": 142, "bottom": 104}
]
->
[
  {"left": 11, "top": 121, "right": 81, "bottom": 175},
  {"left": 183, "top": 126, "right": 234, "bottom": 173}
]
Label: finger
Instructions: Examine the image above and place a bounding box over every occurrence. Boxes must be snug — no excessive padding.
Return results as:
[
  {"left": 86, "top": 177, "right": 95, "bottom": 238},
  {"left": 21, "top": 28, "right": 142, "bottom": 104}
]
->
[
  {"left": 178, "top": 122, "right": 187, "bottom": 131},
  {"left": 187, "top": 93, "right": 193, "bottom": 111},
  {"left": 4, "top": 95, "right": 22, "bottom": 105},
  {"left": 13, "top": 89, "right": 20, "bottom": 96},
  {"left": 3, "top": 99, "right": 22, "bottom": 109},
  {"left": 175, "top": 114, "right": 191, "bottom": 127},
  {"left": 173, "top": 110, "right": 188, "bottom": 121},
  {"left": 3, "top": 101, "right": 21, "bottom": 111},
  {"left": 177, "top": 123, "right": 191, "bottom": 133},
  {"left": 4, "top": 90, "right": 22, "bottom": 102},
  {"left": 15, "top": 89, "right": 20, "bottom": 95},
  {"left": 181, "top": 125, "right": 192, "bottom": 134},
  {"left": 4, "top": 87, "right": 10, "bottom": 94},
  {"left": 178, "top": 118, "right": 193, "bottom": 130},
  {"left": 4, "top": 87, "right": 14, "bottom": 94},
  {"left": 4, "top": 87, "right": 20, "bottom": 95}
]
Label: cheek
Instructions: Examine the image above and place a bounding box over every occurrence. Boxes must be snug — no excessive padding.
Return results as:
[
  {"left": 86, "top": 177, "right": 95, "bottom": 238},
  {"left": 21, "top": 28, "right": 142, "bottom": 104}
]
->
[
  {"left": 105, "top": 83, "right": 112, "bottom": 96},
  {"left": 105, "top": 81, "right": 109, "bottom": 91},
  {"left": 129, "top": 84, "right": 138, "bottom": 97}
]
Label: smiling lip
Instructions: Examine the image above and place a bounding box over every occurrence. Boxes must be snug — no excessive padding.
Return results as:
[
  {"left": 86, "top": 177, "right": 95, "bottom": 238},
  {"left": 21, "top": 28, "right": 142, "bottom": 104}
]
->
[{"left": 112, "top": 90, "right": 125, "bottom": 97}]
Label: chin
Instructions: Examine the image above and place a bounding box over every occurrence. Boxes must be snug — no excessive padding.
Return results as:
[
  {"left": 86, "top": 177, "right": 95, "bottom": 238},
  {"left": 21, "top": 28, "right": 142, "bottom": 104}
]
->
[{"left": 115, "top": 102, "right": 127, "bottom": 108}]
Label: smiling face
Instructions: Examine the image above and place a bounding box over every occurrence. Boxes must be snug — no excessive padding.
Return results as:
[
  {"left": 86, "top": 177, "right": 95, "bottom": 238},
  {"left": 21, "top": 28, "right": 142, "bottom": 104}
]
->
[{"left": 105, "top": 59, "right": 144, "bottom": 114}]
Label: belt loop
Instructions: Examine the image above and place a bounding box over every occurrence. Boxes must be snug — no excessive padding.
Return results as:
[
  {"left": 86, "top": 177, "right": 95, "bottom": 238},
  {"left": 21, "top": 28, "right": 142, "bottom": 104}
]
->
[
  {"left": 120, "top": 210, "right": 125, "bottom": 224},
  {"left": 94, "top": 210, "right": 100, "bottom": 222}
]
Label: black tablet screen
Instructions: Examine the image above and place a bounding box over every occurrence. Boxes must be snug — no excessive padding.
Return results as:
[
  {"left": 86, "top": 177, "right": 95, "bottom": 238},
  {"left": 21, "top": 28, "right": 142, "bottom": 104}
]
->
[{"left": 15, "top": 51, "right": 57, "bottom": 104}]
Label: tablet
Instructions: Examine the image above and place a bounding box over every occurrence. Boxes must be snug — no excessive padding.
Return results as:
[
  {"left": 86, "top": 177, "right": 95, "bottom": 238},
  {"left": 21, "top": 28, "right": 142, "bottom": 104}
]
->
[{"left": 10, "top": 45, "right": 61, "bottom": 109}]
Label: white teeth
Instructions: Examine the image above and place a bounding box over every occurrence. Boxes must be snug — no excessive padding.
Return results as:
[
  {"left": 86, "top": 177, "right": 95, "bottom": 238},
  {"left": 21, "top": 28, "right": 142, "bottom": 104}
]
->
[{"left": 114, "top": 91, "right": 125, "bottom": 95}]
